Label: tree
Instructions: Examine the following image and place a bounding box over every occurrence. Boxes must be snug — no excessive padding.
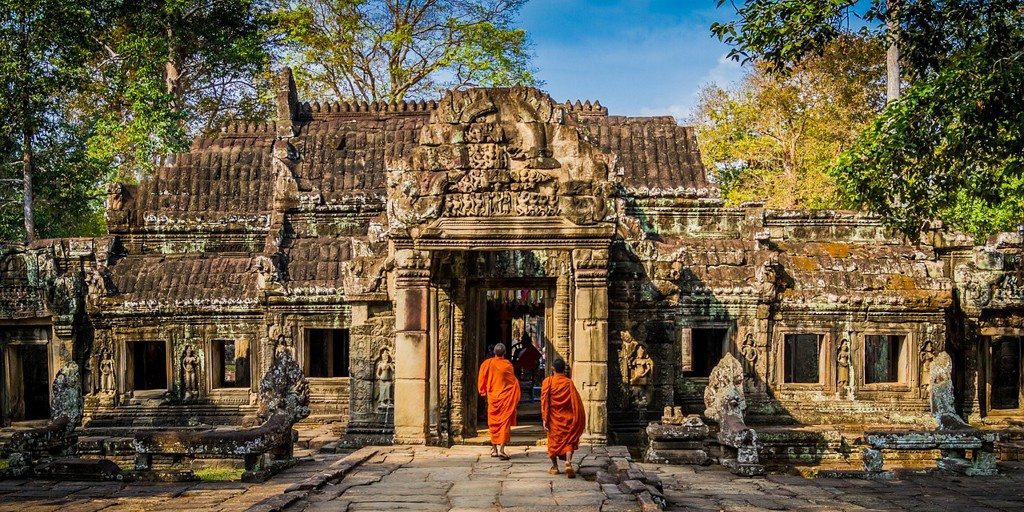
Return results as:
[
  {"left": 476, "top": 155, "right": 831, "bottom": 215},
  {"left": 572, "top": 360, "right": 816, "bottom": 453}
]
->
[
  {"left": 712, "top": 0, "right": 1024, "bottom": 239},
  {"left": 711, "top": 0, "right": 903, "bottom": 102},
  {"left": 693, "top": 36, "right": 885, "bottom": 209},
  {"left": 83, "top": 0, "right": 275, "bottom": 179},
  {"left": 836, "top": 0, "right": 1024, "bottom": 238},
  {"left": 273, "top": 0, "right": 536, "bottom": 102},
  {"left": 0, "top": 0, "right": 99, "bottom": 241}
]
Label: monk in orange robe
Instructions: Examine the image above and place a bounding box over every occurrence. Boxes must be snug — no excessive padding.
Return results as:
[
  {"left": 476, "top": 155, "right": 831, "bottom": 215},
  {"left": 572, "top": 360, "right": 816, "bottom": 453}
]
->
[
  {"left": 541, "top": 358, "right": 585, "bottom": 478},
  {"left": 478, "top": 343, "right": 520, "bottom": 459}
]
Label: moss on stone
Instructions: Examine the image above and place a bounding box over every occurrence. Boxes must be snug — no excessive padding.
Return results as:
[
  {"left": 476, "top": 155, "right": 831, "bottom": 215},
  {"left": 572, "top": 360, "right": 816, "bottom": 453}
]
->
[{"left": 195, "top": 467, "right": 244, "bottom": 481}]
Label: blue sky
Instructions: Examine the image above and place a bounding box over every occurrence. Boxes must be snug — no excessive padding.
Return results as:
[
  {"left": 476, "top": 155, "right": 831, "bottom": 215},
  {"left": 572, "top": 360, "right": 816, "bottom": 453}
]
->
[{"left": 518, "top": 0, "right": 745, "bottom": 120}]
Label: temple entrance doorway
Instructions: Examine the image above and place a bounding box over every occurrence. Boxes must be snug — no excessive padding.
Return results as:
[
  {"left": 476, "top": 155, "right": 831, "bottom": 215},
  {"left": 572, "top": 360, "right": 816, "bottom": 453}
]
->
[
  {"left": 470, "top": 282, "right": 555, "bottom": 444},
  {"left": 3, "top": 344, "right": 50, "bottom": 422}
]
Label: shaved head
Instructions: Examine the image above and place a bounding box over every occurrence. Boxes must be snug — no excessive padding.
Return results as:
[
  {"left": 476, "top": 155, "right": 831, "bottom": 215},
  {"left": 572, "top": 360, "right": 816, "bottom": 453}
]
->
[
  {"left": 493, "top": 343, "right": 506, "bottom": 357},
  {"left": 552, "top": 358, "right": 566, "bottom": 374}
]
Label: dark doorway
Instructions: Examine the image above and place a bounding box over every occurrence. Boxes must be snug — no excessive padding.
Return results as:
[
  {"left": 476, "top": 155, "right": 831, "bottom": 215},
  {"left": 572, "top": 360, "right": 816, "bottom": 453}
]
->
[
  {"left": 685, "top": 328, "right": 728, "bottom": 378},
  {"left": 133, "top": 341, "right": 168, "bottom": 391},
  {"left": 991, "top": 336, "right": 1021, "bottom": 410},
  {"left": 21, "top": 345, "right": 50, "bottom": 420},
  {"left": 306, "top": 329, "right": 350, "bottom": 378},
  {"left": 477, "top": 287, "right": 548, "bottom": 427}
]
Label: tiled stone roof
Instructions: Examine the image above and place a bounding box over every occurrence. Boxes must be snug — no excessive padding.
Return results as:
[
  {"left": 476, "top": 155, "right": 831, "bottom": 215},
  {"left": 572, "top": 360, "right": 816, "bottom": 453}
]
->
[
  {"left": 282, "top": 235, "right": 353, "bottom": 292},
  {"left": 109, "top": 89, "right": 712, "bottom": 229},
  {"left": 577, "top": 116, "right": 708, "bottom": 192},
  {"left": 107, "top": 254, "right": 262, "bottom": 306}
]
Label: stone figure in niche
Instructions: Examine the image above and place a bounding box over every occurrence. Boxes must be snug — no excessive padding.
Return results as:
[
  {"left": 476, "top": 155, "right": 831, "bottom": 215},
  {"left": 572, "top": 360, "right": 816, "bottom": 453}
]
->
[
  {"left": 920, "top": 338, "right": 936, "bottom": 395},
  {"left": 837, "top": 338, "right": 851, "bottom": 395},
  {"left": 182, "top": 345, "right": 199, "bottom": 400},
  {"left": 375, "top": 347, "right": 395, "bottom": 409},
  {"left": 98, "top": 346, "right": 116, "bottom": 394},
  {"left": 619, "top": 331, "right": 654, "bottom": 408},
  {"left": 274, "top": 333, "right": 295, "bottom": 360},
  {"left": 740, "top": 333, "right": 758, "bottom": 377}
]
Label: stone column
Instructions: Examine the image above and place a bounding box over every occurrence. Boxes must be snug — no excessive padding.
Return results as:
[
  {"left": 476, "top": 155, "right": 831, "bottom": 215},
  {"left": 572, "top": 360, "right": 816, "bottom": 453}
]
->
[
  {"left": 571, "top": 248, "right": 609, "bottom": 445},
  {"left": 393, "top": 249, "right": 431, "bottom": 444}
]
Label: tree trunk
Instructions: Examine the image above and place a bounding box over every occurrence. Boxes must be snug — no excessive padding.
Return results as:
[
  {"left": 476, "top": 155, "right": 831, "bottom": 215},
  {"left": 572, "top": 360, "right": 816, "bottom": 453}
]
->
[
  {"left": 22, "top": 126, "right": 35, "bottom": 242},
  {"left": 886, "top": 0, "right": 901, "bottom": 103}
]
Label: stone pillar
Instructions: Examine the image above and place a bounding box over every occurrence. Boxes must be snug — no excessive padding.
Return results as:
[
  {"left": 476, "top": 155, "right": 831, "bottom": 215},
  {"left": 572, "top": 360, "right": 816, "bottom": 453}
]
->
[
  {"left": 393, "top": 249, "right": 431, "bottom": 444},
  {"left": 571, "top": 248, "right": 609, "bottom": 445}
]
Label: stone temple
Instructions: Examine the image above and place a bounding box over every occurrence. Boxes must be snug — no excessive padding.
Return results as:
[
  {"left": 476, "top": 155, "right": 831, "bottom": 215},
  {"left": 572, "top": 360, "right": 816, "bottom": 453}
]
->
[{"left": 1, "top": 68, "right": 1021, "bottom": 467}]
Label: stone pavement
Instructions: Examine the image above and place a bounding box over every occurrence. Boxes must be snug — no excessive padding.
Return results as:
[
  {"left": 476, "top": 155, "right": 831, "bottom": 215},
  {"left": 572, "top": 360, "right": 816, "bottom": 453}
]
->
[
  {"left": 646, "top": 461, "right": 1024, "bottom": 511},
  {"left": 5, "top": 448, "right": 1024, "bottom": 512},
  {"left": 0, "top": 452, "right": 348, "bottom": 512},
  {"left": 285, "top": 445, "right": 641, "bottom": 512}
]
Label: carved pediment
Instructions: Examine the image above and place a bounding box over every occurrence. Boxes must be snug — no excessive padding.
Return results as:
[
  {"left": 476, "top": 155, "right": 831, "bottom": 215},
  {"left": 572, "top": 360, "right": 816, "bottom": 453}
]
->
[{"left": 386, "top": 87, "right": 615, "bottom": 234}]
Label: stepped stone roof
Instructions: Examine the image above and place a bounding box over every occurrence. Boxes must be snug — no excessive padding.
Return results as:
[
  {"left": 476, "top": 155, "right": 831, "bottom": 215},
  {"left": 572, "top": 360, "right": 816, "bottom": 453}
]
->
[
  {"left": 107, "top": 254, "right": 262, "bottom": 307},
  {"left": 108, "top": 87, "right": 711, "bottom": 231}
]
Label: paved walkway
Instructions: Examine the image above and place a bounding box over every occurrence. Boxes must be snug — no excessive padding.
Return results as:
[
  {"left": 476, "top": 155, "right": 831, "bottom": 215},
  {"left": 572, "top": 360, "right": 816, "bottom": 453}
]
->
[
  {"left": 0, "top": 453, "right": 347, "bottom": 512},
  {"left": 647, "top": 461, "right": 1024, "bottom": 511},
  {"left": 4, "top": 448, "right": 1024, "bottom": 512},
  {"left": 286, "top": 445, "right": 640, "bottom": 512}
]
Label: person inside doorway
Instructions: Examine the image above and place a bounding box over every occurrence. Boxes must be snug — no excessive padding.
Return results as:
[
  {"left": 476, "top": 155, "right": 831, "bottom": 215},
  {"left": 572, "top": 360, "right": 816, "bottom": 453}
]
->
[
  {"left": 477, "top": 343, "right": 521, "bottom": 460},
  {"left": 541, "top": 358, "right": 585, "bottom": 478}
]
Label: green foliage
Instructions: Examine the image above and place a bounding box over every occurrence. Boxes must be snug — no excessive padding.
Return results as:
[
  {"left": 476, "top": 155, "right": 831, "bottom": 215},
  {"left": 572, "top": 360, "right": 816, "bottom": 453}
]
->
[
  {"left": 274, "top": 0, "right": 537, "bottom": 102},
  {"left": 714, "top": 0, "right": 1024, "bottom": 239},
  {"left": 693, "top": 36, "right": 885, "bottom": 209},
  {"left": 834, "top": 15, "right": 1024, "bottom": 238},
  {"left": 711, "top": 0, "right": 872, "bottom": 74},
  {"left": 84, "top": 0, "right": 275, "bottom": 177},
  {"left": 0, "top": 0, "right": 108, "bottom": 241}
]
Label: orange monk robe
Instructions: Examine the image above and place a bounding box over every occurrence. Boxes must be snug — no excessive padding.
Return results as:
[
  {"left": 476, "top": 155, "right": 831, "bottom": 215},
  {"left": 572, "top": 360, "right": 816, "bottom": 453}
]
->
[
  {"left": 477, "top": 356, "right": 521, "bottom": 445},
  {"left": 541, "top": 373, "right": 586, "bottom": 459}
]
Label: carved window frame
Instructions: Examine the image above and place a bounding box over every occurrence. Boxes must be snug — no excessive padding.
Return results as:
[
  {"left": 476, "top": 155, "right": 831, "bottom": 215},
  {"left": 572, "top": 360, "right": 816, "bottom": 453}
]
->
[
  {"left": 300, "top": 325, "right": 352, "bottom": 382},
  {"left": 124, "top": 338, "right": 171, "bottom": 398},
  {"left": 679, "top": 322, "right": 735, "bottom": 381},
  {"left": 981, "top": 331, "right": 1024, "bottom": 417},
  {"left": 205, "top": 337, "right": 255, "bottom": 395},
  {"left": 774, "top": 329, "right": 832, "bottom": 393},
  {"left": 857, "top": 330, "right": 915, "bottom": 394}
]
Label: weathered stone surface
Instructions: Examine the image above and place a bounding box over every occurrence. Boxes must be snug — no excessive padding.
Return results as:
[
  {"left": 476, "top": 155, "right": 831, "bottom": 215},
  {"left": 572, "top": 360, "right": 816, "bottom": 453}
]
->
[{"left": 0, "top": 74, "right": 1021, "bottom": 478}]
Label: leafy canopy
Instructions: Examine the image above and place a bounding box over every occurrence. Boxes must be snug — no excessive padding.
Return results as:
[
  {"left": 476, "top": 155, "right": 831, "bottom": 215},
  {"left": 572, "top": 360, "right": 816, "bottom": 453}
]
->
[
  {"left": 274, "top": 0, "right": 537, "bottom": 102},
  {"left": 713, "top": 0, "right": 1024, "bottom": 239},
  {"left": 693, "top": 36, "right": 885, "bottom": 209}
]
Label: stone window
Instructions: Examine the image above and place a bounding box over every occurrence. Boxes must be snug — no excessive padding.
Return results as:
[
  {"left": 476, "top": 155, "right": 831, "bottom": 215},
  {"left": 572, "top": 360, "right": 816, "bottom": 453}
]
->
[
  {"left": 306, "top": 329, "right": 349, "bottom": 378},
  {"left": 864, "top": 335, "right": 906, "bottom": 384},
  {"left": 684, "top": 328, "right": 728, "bottom": 378},
  {"left": 991, "top": 336, "right": 1021, "bottom": 410},
  {"left": 132, "top": 340, "right": 168, "bottom": 391},
  {"left": 212, "top": 339, "right": 251, "bottom": 389},
  {"left": 784, "top": 334, "right": 821, "bottom": 384}
]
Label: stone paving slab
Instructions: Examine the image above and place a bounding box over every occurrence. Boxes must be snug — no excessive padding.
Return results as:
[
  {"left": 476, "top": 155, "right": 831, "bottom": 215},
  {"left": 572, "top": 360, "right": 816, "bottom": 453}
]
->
[
  {"left": 6, "top": 448, "right": 1024, "bottom": 511},
  {"left": 645, "top": 460, "right": 1024, "bottom": 511},
  {"left": 285, "top": 445, "right": 635, "bottom": 512}
]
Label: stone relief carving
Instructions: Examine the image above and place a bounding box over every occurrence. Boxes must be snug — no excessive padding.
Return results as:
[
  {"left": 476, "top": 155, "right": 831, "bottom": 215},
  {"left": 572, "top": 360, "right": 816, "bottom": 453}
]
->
[
  {"left": 930, "top": 351, "right": 970, "bottom": 430},
  {"left": 182, "top": 344, "right": 200, "bottom": 401},
  {"left": 374, "top": 347, "right": 395, "bottom": 409},
  {"left": 619, "top": 331, "right": 654, "bottom": 408},
  {"left": 837, "top": 338, "right": 851, "bottom": 395},
  {"left": 98, "top": 345, "right": 116, "bottom": 395},
  {"left": 920, "top": 338, "right": 936, "bottom": 396},
  {"left": 740, "top": 333, "right": 758, "bottom": 375},
  {"left": 274, "top": 332, "right": 295, "bottom": 361},
  {"left": 385, "top": 88, "right": 614, "bottom": 231}
]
